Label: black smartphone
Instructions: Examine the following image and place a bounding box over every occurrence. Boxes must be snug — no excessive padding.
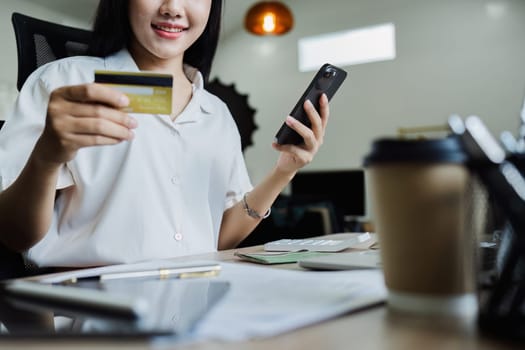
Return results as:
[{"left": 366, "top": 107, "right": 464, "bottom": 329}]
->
[{"left": 275, "top": 63, "right": 348, "bottom": 145}]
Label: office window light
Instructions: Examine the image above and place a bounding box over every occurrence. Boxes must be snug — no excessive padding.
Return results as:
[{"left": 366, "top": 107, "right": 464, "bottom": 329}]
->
[{"left": 298, "top": 23, "right": 396, "bottom": 72}]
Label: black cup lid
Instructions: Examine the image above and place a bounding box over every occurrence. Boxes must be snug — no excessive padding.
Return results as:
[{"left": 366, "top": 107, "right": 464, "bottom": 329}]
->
[{"left": 363, "top": 136, "right": 467, "bottom": 166}]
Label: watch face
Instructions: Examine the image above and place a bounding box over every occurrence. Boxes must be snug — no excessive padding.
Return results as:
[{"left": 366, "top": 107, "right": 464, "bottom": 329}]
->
[{"left": 0, "top": 279, "right": 229, "bottom": 339}]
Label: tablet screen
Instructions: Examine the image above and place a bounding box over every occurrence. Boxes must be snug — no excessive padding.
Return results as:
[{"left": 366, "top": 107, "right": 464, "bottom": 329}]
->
[{"left": 0, "top": 279, "right": 229, "bottom": 339}]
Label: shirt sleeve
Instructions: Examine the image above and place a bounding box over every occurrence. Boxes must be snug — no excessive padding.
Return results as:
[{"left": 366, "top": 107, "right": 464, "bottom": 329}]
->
[
  {"left": 224, "top": 147, "right": 253, "bottom": 210},
  {"left": 222, "top": 112, "right": 253, "bottom": 210},
  {"left": 0, "top": 67, "right": 74, "bottom": 191}
]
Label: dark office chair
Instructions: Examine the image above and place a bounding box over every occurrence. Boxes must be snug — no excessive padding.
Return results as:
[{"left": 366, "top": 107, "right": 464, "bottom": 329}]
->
[
  {"left": 11, "top": 12, "right": 92, "bottom": 91},
  {"left": 0, "top": 245, "right": 26, "bottom": 280}
]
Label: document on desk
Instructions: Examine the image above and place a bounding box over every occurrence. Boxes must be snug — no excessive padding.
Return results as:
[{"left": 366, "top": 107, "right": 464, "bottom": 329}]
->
[{"left": 189, "top": 262, "right": 387, "bottom": 342}]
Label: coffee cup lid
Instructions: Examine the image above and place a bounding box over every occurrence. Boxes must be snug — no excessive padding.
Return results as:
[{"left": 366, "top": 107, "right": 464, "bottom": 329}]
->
[{"left": 363, "top": 136, "right": 467, "bottom": 166}]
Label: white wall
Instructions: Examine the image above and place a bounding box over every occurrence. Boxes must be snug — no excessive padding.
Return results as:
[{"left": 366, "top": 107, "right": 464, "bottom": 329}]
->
[
  {"left": 0, "top": 0, "right": 91, "bottom": 119},
  {"left": 212, "top": 0, "right": 525, "bottom": 187}
]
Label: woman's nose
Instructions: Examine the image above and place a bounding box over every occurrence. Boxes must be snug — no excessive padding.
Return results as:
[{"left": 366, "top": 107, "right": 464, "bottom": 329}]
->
[{"left": 159, "top": 0, "right": 184, "bottom": 18}]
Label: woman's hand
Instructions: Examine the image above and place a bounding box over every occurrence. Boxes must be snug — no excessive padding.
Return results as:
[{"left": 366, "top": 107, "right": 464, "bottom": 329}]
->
[
  {"left": 272, "top": 93, "right": 329, "bottom": 175},
  {"left": 35, "top": 83, "right": 137, "bottom": 165}
]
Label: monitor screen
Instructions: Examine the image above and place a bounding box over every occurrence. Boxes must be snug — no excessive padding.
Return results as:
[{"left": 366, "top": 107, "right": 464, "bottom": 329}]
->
[{"left": 291, "top": 169, "right": 366, "bottom": 218}]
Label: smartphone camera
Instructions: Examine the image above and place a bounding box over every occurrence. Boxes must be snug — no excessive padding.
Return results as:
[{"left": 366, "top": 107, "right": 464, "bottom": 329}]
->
[{"left": 323, "top": 67, "right": 337, "bottom": 79}]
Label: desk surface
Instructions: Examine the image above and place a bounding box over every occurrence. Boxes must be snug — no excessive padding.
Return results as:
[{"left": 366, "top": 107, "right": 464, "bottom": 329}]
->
[{"left": 0, "top": 241, "right": 523, "bottom": 350}]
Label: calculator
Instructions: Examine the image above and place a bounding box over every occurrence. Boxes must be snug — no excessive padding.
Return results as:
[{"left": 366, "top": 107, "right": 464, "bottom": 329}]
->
[{"left": 263, "top": 233, "right": 371, "bottom": 253}]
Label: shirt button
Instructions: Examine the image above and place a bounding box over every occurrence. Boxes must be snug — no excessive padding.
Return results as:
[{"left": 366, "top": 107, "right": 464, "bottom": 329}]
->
[
  {"left": 174, "top": 233, "right": 183, "bottom": 241},
  {"left": 171, "top": 176, "right": 180, "bottom": 185}
]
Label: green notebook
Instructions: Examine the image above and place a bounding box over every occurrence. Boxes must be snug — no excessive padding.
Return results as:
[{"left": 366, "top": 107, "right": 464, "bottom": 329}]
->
[{"left": 234, "top": 251, "right": 329, "bottom": 265}]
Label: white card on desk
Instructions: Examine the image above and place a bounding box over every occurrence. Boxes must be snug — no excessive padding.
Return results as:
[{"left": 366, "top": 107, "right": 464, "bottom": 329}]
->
[
  {"left": 299, "top": 250, "right": 382, "bottom": 270},
  {"left": 263, "top": 232, "right": 371, "bottom": 252}
]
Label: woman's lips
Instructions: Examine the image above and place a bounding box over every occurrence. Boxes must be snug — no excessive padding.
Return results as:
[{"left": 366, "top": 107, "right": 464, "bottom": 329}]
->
[{"left": 152, "top": 23, "right": 187, "bottom": 39}]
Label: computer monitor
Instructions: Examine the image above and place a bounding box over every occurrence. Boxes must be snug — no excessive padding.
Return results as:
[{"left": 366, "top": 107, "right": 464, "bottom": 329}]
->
[{"left": 290, "top": 169, "right": 366, "bottom": 230}]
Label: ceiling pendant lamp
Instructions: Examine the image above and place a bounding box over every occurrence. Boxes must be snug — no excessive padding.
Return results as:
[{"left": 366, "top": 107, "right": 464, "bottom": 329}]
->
[{"left": 244, "top": 1, "right": 294, "bottom": 36}]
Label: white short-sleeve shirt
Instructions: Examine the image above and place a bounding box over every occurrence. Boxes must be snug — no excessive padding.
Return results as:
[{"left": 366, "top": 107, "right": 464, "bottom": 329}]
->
[{"left": 0, "top": 49, "right": 253, "bottom": 267}]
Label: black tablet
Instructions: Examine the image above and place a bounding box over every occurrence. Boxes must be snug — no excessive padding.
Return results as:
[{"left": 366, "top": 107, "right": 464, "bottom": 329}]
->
[{"left": 0, "top": 278, "right": 229, "bottom": 339}]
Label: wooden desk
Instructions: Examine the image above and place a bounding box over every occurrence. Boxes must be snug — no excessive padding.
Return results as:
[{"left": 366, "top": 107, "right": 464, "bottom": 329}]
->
[{"left": 0, "top": 244, "right": 522, "bottom": 350}]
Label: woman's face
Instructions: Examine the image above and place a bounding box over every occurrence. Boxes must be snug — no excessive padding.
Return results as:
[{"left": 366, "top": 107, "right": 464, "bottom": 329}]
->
[{"left": 128, "top": 0, "right": 212, "bottom": 70}]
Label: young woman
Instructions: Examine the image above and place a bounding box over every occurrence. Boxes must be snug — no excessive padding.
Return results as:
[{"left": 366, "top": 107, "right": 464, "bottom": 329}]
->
[{"left": 0, "top": 0, "right": 330, "bottom": 267}]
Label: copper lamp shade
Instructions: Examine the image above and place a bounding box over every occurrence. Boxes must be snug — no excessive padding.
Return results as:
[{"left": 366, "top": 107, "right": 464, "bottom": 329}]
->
[{"left": 244, "top": 1, "right": 294, "bottom": 36}]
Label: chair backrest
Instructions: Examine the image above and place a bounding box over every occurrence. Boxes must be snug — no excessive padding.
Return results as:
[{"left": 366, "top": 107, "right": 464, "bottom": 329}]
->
[{"left": 11, "top": 12, "right": 92, "bottom": 91}]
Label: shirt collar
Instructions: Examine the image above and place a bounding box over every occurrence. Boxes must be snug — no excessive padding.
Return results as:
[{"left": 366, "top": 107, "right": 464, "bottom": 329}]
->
[
  {"left": 104, "top": 49, "right": 215, "bottom": 116},
  {"left": 182, "top": 65, "right": 215, "bottom": 115},
  {"left": 104, "top": 48, "right": 139, "bottom": 72}
]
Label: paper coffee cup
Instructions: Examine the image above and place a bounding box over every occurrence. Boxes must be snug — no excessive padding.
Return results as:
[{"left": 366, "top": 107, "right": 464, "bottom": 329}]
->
[{"left": 364, "top": 137, "right": 478, "bottom": 317}]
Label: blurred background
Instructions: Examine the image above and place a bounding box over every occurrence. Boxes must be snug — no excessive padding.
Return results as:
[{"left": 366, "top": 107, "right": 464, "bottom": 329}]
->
[{"left": 0, "top": 0, "right": 524, "bottom": 225}]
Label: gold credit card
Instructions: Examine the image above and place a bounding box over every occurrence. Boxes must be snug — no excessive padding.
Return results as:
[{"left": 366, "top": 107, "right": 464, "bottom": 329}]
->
[{"left": 94, "top": 70, "right": 172, "bottom": 115}]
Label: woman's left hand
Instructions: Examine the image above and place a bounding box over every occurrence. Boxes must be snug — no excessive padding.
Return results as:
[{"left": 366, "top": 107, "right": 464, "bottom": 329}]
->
[{"left": 272, "top": 93, "right": 329, "bottom": 175}]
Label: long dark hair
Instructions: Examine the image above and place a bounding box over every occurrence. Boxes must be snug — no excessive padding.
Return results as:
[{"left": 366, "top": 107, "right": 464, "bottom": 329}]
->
[{"left": 88, "top": 0, "right": 222, "bottom": 81}]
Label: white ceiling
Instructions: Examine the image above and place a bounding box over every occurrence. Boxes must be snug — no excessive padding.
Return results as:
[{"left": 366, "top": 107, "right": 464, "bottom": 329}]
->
[{"left": 23, "top": 0, "right": 261, "bottom": 39}]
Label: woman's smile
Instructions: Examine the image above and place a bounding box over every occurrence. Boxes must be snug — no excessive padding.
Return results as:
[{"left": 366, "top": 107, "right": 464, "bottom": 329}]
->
[{"left": 151, "top": 22, "right": 187, "bottom": 39}]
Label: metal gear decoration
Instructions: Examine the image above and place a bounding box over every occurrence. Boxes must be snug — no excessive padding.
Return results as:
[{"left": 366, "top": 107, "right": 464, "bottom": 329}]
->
[{"left": 205, "top": 78, "right": 258, "bottom": 151}]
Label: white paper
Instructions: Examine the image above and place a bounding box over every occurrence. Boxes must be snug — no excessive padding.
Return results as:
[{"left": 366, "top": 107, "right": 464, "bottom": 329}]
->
[{"left": 189, "top": 262, "right": 387, "bottom": 342}]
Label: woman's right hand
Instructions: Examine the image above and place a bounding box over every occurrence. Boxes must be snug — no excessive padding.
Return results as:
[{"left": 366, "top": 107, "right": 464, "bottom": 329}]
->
[{"left": 35, "top": 83, "right": 137, "bottom": 165}]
